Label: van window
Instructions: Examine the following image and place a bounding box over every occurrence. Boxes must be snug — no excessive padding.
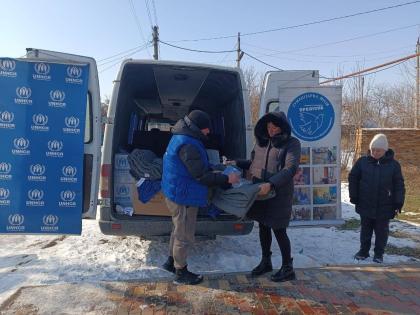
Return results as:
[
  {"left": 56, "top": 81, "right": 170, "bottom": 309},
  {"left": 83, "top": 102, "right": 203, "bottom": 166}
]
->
[
  {"left": 84, "top": 93, "right": 93, "bottom": 143},
  {"left": 267, "top": 101, "right": 280, "bottom": 113},
  {"left": 146, "top": 119, "right": 172, "bottom": 131}
]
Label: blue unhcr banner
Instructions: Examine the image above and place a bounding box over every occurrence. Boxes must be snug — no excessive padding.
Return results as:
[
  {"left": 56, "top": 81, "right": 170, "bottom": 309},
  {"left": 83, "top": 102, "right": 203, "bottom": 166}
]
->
[{"left": 0, "top": 58, "right": 89, "bottom": 234}]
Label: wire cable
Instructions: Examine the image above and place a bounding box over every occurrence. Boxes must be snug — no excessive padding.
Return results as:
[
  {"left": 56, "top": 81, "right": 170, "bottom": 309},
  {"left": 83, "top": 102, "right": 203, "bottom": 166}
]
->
[
  {"left": 98, "top": 42, "right": 151, "bottom": 67},
  {"left": 159, "top": 40, "right": 237, "bottom": 54},
  {"left": 144, "top": 0, "right": 154, "bottom": 28},
  {"left": 243, "top": 52, "right": 283, "bottom": 71},
  {"left": 151, "top": 0, "right": 158, "bottom": 25},
  {"left": 128, "top": 0, "right": 152, "bottom": 58},
  {"left": 98, "top": 43, "right": 152, "bottom": 73},
  {"left": 166, "top": 1, "right": 420, "bottom": 42}
]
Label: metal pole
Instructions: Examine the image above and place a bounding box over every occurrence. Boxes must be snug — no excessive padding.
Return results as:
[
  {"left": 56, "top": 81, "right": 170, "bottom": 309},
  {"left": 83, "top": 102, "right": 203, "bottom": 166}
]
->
[
  {"left": 153, "top": 26, "right": 159, "bottom": 60},
  {"left": 237, "top": 32, "right": 241, "bottom": 68}
]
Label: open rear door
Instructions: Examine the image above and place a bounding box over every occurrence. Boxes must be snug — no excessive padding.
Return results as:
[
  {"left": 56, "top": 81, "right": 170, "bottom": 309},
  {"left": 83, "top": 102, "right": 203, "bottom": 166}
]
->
[{"left": 25, "top": 48, "right": 101, "bottom": 219}]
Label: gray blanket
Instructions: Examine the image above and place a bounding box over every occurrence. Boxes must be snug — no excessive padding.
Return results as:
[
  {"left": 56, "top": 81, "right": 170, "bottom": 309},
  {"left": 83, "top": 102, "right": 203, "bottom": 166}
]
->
[
  {"left": 211, "top": 183, "right": 261, "bottom": 219},
  {"left": 127, "top": 149, "right": 163, "bottom": 180}
]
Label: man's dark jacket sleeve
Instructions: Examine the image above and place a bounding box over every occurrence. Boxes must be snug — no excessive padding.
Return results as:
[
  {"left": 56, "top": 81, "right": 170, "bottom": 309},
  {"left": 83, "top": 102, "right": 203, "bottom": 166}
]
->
[{"left": 178, "top": 144, "right": 228, "bottom": 187}]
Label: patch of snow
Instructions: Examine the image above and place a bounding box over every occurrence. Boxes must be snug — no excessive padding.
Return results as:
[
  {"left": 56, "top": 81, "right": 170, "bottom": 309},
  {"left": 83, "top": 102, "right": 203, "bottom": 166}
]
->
[{"left": 0, "top": 183, "right": 418, "bottom": 306}]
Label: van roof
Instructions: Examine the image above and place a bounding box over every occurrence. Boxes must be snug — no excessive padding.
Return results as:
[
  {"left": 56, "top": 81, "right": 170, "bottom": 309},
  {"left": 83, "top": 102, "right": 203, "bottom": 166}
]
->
[{"left": 118, "top": 59, "right": 242, "bottom": 75}]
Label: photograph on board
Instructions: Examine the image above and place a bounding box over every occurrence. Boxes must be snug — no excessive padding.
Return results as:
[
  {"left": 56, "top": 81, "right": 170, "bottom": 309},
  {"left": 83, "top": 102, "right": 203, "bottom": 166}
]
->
[
  {"left": 313, "top": 166, "right": 337, "bottom": 185},
  {"left": 313, "top": 206, "right": 337, "bottom": 220},
  {"left": 291, "top": 206, "right": 311, "bottom": 221},
  {"left": 293, "top": 187, "right": 311, "bottom": 205},
  {"left": 312, "top": 146, "right": 337, "bottom": 165},
  {"left": 313, "top": 186, "right": 337, "bottom": 205},
  {"left": 300, "top": 147, "right": 310, "bottom": 165},
  {"left": 293, "top": 166, "right": 311, "bottom": 186}
]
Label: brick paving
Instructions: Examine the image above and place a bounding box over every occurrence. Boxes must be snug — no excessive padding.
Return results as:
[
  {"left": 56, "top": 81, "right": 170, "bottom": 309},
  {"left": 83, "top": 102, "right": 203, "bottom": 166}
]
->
[{"left": 1, "top": 264, "right": 419, "bottom": 314}]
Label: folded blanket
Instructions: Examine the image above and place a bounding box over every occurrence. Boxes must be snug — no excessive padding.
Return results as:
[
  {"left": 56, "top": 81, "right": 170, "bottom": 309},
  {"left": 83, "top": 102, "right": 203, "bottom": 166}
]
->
[
  {"left": 128, "top": 149, "right": 163, "bottom": 180},
  {"left": 211, "top": 183, "right": 261, "bottom": 219}
]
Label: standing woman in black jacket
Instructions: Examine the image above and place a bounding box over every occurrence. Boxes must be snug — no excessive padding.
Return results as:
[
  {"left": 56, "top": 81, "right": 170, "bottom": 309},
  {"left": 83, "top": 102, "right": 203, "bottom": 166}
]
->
[
  {"left": 348, "top": 133, "right": 405, "bottom": 263},
  {"left": 233, "top": 112, "right": 301, "bottom": 282}
]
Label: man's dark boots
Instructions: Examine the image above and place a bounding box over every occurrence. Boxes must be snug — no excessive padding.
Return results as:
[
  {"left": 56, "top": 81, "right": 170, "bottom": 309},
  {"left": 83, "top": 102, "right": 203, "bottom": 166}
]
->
[
  {"left": 251, "top": 253, "right": 273, "bottom": 276},
  {"left": 162, "top": 256, "right": 175, "bottom": 273},
  {"left": 271, "top": 258, "right": 296, "bottom": 282},
  {"left": 173, "top": 265, "right": 203, "bottom": 285}
]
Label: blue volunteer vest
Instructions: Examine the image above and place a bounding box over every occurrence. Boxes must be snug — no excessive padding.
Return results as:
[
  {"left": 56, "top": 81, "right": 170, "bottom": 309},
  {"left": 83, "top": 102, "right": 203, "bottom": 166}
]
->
[{"left": 162, "top": 134, "right": 209, "bottom": 207}]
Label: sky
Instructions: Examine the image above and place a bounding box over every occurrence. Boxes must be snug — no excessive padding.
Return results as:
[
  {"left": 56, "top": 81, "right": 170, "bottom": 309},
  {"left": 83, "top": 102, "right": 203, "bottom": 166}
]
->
[{"left": 1, "top": 0, "right": 419, "bottom": 99}]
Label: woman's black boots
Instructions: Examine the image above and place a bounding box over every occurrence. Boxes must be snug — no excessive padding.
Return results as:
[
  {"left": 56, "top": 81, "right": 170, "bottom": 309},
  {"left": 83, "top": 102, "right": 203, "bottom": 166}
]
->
[
  {"left": 271, "top": 258, "right": 296, "bottom": 282},
  {"left": 251, "top": 252, "right": 273, "bottom": 276}
]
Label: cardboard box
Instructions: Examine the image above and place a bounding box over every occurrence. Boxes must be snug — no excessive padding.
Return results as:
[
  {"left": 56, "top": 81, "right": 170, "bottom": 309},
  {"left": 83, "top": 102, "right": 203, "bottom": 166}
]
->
[
  {"left": 131, "top": 183, "right": 171, "bottom": 216},
  {"left": 114, "top": 182, "right": 134, "bottom": 207}
]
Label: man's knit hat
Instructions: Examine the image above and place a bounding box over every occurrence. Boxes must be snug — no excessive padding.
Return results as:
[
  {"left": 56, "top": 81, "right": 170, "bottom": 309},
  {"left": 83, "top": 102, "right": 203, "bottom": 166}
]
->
[
  {"left": 187, "top": 110, "right": 211, "bottom": 130},
  {"left": 369, "top": 133, "right": 389, "bottom": 151}
]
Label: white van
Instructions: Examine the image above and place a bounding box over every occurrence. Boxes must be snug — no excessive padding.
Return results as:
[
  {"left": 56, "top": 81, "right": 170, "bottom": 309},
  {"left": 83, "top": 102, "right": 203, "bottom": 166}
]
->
[{"left": 25, "top": 49, "right": 255, "bottom": 237}]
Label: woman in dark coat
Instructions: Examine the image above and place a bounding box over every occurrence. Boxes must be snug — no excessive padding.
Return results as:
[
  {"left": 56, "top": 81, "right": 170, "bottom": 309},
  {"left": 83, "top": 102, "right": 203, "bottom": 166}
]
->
[
  {"left": 234, "top": 111, "right": 301, "bottom": 282},
  {"left": 348, "top": 133, "right": 405, "bottom": 263}
]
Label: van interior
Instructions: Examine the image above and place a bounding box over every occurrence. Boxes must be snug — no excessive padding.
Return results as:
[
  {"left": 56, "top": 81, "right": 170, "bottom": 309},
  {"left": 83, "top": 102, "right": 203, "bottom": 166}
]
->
[{"left": 112, "top": 62, "right": 247, "bottom": 219}]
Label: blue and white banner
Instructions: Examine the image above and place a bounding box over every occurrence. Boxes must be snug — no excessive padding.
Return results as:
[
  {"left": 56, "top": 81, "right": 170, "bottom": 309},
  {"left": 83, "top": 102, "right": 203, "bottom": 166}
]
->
[{"left": 0, "top": 58, "right": 89, "bottom": 234}]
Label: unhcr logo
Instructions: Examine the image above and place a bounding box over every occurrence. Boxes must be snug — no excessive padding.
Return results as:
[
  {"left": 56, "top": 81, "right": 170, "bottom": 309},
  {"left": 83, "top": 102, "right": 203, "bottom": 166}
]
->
[
  {"left": 33, "top": 63, "right": 51, "bottom": 81},
  {"left": 0, "top": 59, "right": 17, "bottom": 77},
  {"left": 46, "top": 140, "right": 64, "bottom": 158},
  {"left": 48, "top": 90, "right": 66, "bottom": 108},
  {"left": 28, "top": 164, "right": 46, "bottom": 181},
  {"left": 14, "top": 86, "right": 33, "bottom": 105},
  {"left": 43, "top": 214, "right": 59, "bottom": 226},
  {"left": 66, "top": 65, "right": 83, "bottom": 84},
  {"left": 26, "top": 189, "right": 45, "bottom": 206},
  {"left": 63, "top": 116, "right": 80, "bottom": 134},
  {"left": 59, "top": 190, "right": 76, "bottom": 207},
  {"left": 115, "top": 155, "right": 129, "bottom": 170},
  {"left": 0, "top": 110, "right": 15, "bottom": 129},
  {"left": 0, "top": 162, "right": 12, "bottom": 180},
  {"left": 31, "top": 113, "right": 49, "bottom": 132},
  {"left": 116, "top": 185, "right": 130, "bottom": 197},
  {"left": 60, "top": 165, "right": 77, "bottom": 183},
  {"left": 7, "top": 214, "right": 25, "bottom": 232},
  {"left": 0, "top": 187, "right": 10, "bottom": 206},
  {"left": 41, "top": 215, "right": 59, "bottom": 232},
  {"left": 12, "top": 137, "right": 30, "bottom": 155}
]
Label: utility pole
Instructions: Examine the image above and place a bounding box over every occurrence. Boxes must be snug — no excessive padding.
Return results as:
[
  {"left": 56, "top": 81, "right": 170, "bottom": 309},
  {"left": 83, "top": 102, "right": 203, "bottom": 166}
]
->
[
  {"left": 236, "top": 32, "right": 244, "bottom": 68},
  {"left": 416, "top": 38, "right": 419, "bottom": 128},
  {"left": 152, "top": 26, "right": 159, "bottom": 60}
]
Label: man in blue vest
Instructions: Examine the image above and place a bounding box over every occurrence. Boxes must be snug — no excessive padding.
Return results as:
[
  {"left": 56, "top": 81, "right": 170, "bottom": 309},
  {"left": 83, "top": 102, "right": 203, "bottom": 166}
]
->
[{"left": 161, "top": 110, "right": 240, "bottom": 285}]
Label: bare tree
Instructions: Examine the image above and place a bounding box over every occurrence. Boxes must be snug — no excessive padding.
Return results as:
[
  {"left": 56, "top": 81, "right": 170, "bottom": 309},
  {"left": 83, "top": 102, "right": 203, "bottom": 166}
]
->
[{"left": 243, "top": 66, "right": 263, "bottom": 125}]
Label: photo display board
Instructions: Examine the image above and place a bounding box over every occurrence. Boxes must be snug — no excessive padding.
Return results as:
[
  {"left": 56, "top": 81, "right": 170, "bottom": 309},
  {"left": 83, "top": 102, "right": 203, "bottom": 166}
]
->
[{"left": 279, "top": 87, "right": 342, "bottom": 223}]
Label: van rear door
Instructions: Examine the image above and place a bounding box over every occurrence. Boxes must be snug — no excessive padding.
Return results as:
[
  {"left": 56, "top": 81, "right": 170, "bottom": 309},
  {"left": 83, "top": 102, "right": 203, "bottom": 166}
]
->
[{"left": 25, "top": 48, "right": 101, "bottom": 219}]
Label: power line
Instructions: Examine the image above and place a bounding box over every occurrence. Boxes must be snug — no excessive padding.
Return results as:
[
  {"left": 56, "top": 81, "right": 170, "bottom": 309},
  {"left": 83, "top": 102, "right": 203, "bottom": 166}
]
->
[
  {"left": 151, "top": 0, "right": 158, "bottom": 25},
  {"left": 320, "top": 52, "right": 420, "bottom": 84},
  {"left": 97, "top": 43, "right": 151, "bottom": 63},
  {"left": 159, "top": 40, "right": 237, "bottom": 54},
  {"left": 98, "top": 42, "right": 151, "bottom": 67},
  {"left": 256, "top": 24, "right": 419, "bottom": 56},
  {"left": 128, "top": 0, "right": 152, "bottom": 58},
  {"left": 166, "top": 1, "right": 420, "bottom": 42},
  {"left": 243, "top": 52, "right": 283, "bottom": 71},
  {"left": 98, "top": 43, "right": 152, "bottom": 73},
  {"left": 144, "top": 0, "right": 154, "bottom": 28},
  {"left": 242, "top": 42, "right": 414, "bottom": 59}
]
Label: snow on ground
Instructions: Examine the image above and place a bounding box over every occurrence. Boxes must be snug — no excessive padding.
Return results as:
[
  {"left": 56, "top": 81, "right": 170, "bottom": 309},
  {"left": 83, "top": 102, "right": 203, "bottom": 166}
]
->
[{"left": 0, "top": 184, "right": 418, "bottom": 305}]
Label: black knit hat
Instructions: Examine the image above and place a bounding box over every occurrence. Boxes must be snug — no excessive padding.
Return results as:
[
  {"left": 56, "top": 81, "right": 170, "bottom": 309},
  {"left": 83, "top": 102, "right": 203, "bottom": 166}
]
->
[{"left": 187, "top": 110, "right": 211, "bottom": 130}]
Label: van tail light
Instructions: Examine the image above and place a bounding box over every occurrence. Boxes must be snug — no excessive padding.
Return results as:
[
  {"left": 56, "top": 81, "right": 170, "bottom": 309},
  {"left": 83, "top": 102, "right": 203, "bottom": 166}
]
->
[
  {"left": 100, "top": 164, "right": 111, "bottom": 198},
  {"left": 111, "top": 223, "right": 121, "bottom": 230},
  {"left": 233, "top": 223, "right": 244, "bottom": 231}
]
